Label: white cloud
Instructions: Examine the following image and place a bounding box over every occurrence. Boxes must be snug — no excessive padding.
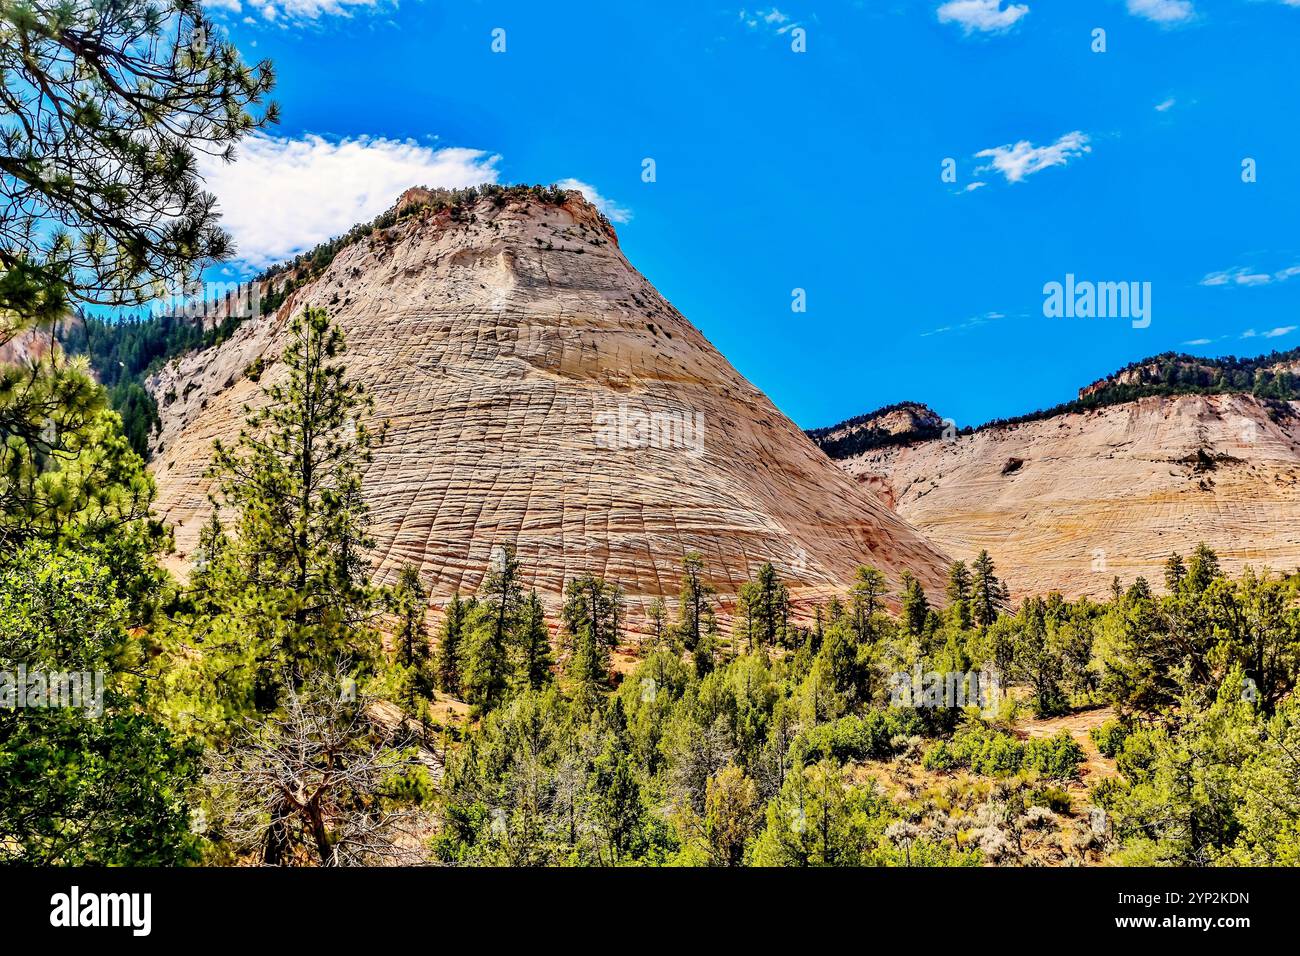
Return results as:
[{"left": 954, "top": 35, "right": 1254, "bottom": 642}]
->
[
  {"left": 1200, "top": 263, "right": 1300, "bottom": 288},
  {"left": 1201, "top": 267, "right": 1272, "bottom": 287},
  {"left": 1127, "top": 0, "right": 1195, "bottom": 24},
  {"left": 1183, "top": 338, "right": 1212, "bottom": 346},
  {"left": 974, "top": 131, "right": 1091, "bottom": 184},
  {"left": 208, "top": 0, "right": 388, "bottom": 23},
  {"left": 738, "top": 7, "right": 800, "bottom": 35},
  {"left": 937, "top": 0, "right": 1030, "bottom": 35},
  {"left": 554, "top": 178, "right": 632, "bottom": 224},
  {"left": 920, "top": 311, "right": 1006, "bottom": 337},
  {"left": 1240, "top": 326, "right": 1299, "bottom": 341},
  {"left": 198, "top": 133, "right": 501, "bottom": 269},
  {"left": 1155, "top": 98, "right": 1177, "bottom": 112},
  {"left": 963, "top": 181, "right": 987, "bottom": 192}
]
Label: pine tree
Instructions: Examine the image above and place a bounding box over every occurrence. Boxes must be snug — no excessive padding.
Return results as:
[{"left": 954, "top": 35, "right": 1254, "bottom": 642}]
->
[
  {"left": 645, "top": 597, "right": 667, "bottom": 651},
  {"left": 563, "top": 574, "right": 623, "bottom": 710},
  {"left": 463, "top": 545, "right": 523, "bottom": 713},
  {"left": 899, "top": 571, "right": 930, "bottom": 638},
  {"left": 676, "top": 552, "right": 715, "bottom": 652},
  {"left": 391, "top": 565, "right": 434, "bottom": 707},
  {"left": 693, "top": 602, "right": 720, "bottom": 678},
  {"left": 945, "top": 560, "right": 973, "bottom": 630},
  {"left": 516, "top": 590, "right": 554, "bottom": 691},
  {"left": 971, "top": 550, "right": 1009, "bottom": 629},
  {"left": 848, "top": 565, "right": 887, "bottom": 641},
  {"left": 1186, "top": 543, "right": 1222, "bottom": 594},
  {"left": 436, "top": 591, "right": 471, "bottom": 696},
  {"left": 202, "top": 307, "right": 385, "bottom": 699},
  {"left": 0, "top": 0, "right": 274, "bottom": 334},
  {"left": 194, "top": 510, "right": 229, "bottom": 579},
  {"left": 737, "top": 562, "right": 790, "bottom": 651},
  {"left": 1164, "top": 552, "right": 1187, "bottom": 593}
]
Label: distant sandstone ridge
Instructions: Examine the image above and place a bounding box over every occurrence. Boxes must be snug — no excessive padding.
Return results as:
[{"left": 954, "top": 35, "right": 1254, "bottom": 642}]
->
[
  {"left": 144, "top": 187, "right": 949, "bottom": 616},
  {"left": 814, "top": 391, "right": 1300, "bottom": 599}
]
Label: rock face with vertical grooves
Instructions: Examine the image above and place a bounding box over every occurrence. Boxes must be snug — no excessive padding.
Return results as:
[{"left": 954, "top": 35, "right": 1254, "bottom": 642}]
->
[{"left": 145, "top": 190, "right": 948, "bottom": 615}]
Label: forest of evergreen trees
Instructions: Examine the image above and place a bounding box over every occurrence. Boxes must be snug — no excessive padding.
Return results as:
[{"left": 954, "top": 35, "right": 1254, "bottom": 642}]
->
[{"left": 13, "top": 287, "right": 1300, "bottom": 867}]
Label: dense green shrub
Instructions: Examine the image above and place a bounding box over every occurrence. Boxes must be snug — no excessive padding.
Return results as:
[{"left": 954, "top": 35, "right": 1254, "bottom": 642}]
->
[
  {"left": 1023, "top": 731, "right": 1085, "bottom": 780},
  {"left": 791, "top": 708, "right": 924, "bottom": 765},
  {"left": 1029, "top": 784, "right": 1074, "bottom": 814},
  {"left": 1090, "top": 718, "right": 1131, "bottom": 759}
]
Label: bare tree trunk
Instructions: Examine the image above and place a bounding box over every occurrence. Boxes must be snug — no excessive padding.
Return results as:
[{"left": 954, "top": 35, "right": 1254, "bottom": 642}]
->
[{"left": 309, "top": 802, "right": 334, "bottom": 866}]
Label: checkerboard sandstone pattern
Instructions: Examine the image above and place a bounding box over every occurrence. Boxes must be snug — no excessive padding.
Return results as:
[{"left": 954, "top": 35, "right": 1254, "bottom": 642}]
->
[{"left": 147, "top": 192, "right": 948, "bottom": 619}]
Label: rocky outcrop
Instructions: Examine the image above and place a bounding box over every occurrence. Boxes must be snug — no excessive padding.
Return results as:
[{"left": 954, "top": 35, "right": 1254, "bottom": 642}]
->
[
  {"left": 146, "top": 190, "right": 949, "bottom": 617},
  {"left": 832, "top": 394, "right": 1300, "bottom": 598}
]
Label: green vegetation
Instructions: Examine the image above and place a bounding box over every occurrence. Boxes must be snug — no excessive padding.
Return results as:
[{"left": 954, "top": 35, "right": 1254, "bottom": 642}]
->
[
  {"left": 976, "top": 349, "right": 1300, "bottom": 433},
  {"left": 428, "top": 542, "right": 1300, "bottom": 867},
  {"left": 58, "top": 310, "right": 260, "bottom": 458},
  {"left": 3, "top": 0, "right": 1298, "bottom": 870},
  {"left": 0, "top": 0, "right": 274, "bottom": 334},
  {"left": 12, "top": 295, "right": 1300, "bottom": 867}
]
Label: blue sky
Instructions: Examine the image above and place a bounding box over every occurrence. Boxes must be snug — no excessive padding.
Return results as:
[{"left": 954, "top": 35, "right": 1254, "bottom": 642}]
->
[{"left": 203, "top": 0, "right": 1300, "bottom": 429}]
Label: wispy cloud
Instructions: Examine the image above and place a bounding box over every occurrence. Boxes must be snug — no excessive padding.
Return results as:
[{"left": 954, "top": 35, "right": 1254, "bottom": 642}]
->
[
  {"left": 937, "top": 0, "right": 1029, "bottom": 35},
  {"left": 1235, "top": 327, "right": 1294, "bottom": 340},
  {"left": 555, "top": 178, "right": 633, "bottom": 224},
  {"left": 209, "top": 0, "right": 388, "bottom": 23},
  {"left": 974, "top": 131, "right": 1091, "bottom": 184},
  {"left": 738, "top": 7, "right": 800, "bottom": 35},
  {"left": 1200, "top": 263, "right": 1300, "bottom": 288},
  {"left": 921, "top": 311, "right": 1006, "bottom": 337},
  {"left": 198, "top": 133, "right": 501, "bottom": 269},
  {"left": 1182, "top": 338, "right": 1213, "bottom": 346},
  {"left": 1155, "top": 97, "right": 1177, "bottom": 112},
  {"left": 1127, "top": 0, "right": 1196, "bottom": 24}
]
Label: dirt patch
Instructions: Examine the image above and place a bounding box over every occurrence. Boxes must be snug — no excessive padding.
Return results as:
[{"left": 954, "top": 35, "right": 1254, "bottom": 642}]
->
[{"left": 1013, "top": 705, "right": 1119, "bottom": 783}]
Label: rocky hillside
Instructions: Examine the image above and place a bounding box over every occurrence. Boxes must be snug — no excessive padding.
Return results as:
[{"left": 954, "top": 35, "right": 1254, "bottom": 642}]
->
[
  {"left": 806, "top": 401, "right": 947, "bottom": 459},
  {"left": 827, "top": 393, "right": 1300, "bottom": 598},
  {"left": 145, "top": 188, "right": 949, "bottom": 615},
  {"left": 1076, "top": 349, "right": 1300, "bottom": 402}
]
